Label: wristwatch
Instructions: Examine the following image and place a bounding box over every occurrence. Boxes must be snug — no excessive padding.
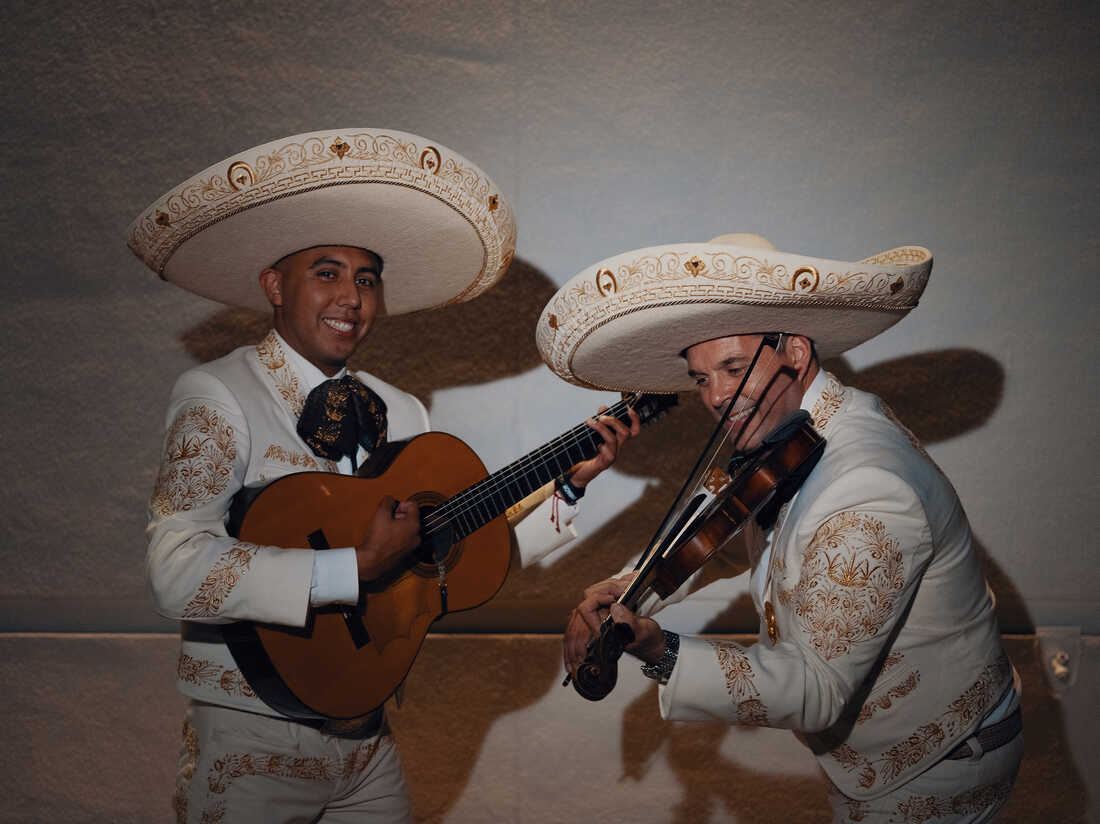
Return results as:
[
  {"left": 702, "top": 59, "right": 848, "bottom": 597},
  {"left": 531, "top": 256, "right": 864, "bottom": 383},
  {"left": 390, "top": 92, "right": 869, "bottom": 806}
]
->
[
  {"left": 640, "top": 630, "right": 680, "bottom": 684},
  {"left": 555, "top": 474, "right": 586, "bottom": 505}
]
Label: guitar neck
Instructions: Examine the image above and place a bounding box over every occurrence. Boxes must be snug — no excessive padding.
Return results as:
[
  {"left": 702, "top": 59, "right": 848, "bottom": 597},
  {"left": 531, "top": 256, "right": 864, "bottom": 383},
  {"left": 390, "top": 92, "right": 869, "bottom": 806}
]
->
[{"left": 423, "top": 398, "right": 640, "bottom": 542}]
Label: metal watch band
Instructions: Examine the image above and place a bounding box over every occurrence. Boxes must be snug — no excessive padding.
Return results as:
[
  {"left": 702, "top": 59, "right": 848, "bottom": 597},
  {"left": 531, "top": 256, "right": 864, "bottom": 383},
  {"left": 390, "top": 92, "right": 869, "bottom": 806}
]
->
[{"left": 640, "top": 630, "right": 680, "bottom": 684}]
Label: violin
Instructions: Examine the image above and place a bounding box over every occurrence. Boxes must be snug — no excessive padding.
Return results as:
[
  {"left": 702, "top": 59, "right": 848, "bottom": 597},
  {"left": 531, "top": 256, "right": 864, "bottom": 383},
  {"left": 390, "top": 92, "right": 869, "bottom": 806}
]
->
[{"left": 567, "top": 409, "right": 825, "bottom": 702}]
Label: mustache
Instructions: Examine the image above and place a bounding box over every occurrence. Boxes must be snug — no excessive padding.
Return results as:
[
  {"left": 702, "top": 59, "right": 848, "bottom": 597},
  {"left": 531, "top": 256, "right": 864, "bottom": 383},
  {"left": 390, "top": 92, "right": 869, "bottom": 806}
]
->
[{"left": 721, "top": 403, "right": 757, "bottom": 420}]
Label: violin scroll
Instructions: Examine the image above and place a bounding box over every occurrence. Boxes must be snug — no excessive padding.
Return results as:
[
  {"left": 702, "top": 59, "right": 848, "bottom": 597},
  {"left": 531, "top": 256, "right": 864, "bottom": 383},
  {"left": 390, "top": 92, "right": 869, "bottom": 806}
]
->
[{"left": 572, "top": 620, "right": 635, "bottom": 702}]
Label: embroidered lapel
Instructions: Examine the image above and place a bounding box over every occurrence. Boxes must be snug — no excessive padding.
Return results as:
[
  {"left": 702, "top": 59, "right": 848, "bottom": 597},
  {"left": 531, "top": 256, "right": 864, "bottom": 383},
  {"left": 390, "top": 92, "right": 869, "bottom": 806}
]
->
[
  {"left": 809, "top": 372, "right": 847, "bottom": 433},
  {"left": 247, "top": 331, "right": 339, "bottom": 474},
  {"left": 762, "top": 372, "right": 847, "bottom": 641},
  {"left": 252, "top": 330, "right": 307, "bottom": 420}
]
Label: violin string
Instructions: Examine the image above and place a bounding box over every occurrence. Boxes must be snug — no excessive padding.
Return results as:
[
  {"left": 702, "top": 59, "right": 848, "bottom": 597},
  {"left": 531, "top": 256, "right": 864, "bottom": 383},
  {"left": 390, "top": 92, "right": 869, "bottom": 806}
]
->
[
  {"left": 617, "top": 338, "right": 778, "bottom": 609},
  {"left": 418, "top": 396, "right": 638, "bottom": 533}
]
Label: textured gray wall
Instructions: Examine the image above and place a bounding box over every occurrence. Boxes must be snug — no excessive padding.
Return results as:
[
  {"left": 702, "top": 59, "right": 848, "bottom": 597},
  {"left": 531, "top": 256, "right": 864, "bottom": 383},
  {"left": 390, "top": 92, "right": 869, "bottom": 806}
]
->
[{"left": 1, "top": 0, "right": 1097, "bottom": 820}]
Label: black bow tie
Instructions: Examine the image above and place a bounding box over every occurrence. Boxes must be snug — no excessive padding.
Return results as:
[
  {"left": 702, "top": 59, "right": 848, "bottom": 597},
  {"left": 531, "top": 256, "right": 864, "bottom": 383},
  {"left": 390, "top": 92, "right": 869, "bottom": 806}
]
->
[{"left": 297, "top": 375, "right": 388, "bottom": 466}]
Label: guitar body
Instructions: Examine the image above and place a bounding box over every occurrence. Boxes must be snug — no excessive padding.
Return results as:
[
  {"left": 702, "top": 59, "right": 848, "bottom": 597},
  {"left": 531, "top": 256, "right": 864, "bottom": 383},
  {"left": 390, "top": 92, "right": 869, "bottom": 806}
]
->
[{"left": 225, "top": 432, "right": 511, "bottom": 720}]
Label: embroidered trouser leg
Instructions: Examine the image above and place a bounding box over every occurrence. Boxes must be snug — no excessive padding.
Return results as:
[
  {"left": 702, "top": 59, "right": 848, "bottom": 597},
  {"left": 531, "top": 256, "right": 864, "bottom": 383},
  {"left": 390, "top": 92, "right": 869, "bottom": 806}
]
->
[
  {"left": 174, "top": 700, "right": 411, "bottom": 824},
  {"left": 828, "top": 731, "right": 1023, "bottom": 823}
]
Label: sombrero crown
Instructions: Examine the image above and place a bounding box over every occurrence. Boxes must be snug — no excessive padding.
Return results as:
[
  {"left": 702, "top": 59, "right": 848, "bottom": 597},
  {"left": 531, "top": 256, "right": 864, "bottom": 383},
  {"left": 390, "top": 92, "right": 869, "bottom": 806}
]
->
[
  {"left": 537, "top": 234, "right": 932, "bottom": 392},
  {"left": 127, "top": 128, "right": 515, "bottom": 315}
]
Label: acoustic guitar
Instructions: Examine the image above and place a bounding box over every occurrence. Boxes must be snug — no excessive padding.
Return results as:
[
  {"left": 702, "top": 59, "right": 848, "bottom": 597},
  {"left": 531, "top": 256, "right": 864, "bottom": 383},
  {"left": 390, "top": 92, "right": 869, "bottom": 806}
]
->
[{"left": 222, "top": 392, "right": 677, "bottom": 720}]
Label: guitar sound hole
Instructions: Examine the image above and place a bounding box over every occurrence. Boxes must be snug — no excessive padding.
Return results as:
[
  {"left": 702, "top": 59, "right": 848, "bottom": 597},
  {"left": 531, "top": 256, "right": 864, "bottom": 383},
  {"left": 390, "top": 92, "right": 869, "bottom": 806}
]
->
[{"left": 408, "top": 496, "right": 463, "bottom": 578}]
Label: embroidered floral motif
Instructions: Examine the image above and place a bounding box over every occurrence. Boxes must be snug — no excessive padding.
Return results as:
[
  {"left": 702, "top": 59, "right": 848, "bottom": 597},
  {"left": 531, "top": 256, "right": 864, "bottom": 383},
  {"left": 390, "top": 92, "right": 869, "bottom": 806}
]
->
[
  {"left": 829, "top": 652, "right": 1012, "bottom": 789},
  {"left": 737, "top": 699, "right": 769, "bottom": 726},
  {"left": 778, "top": 511, "right": 905, "bottom": 661},
  {"left": 833, "top": 793, "right": 871, "bottom": 822},
  {"left": 811, "top": 373, "right": 846, "bottom": 430},
  {"left": 173, "top": 718, "right": 200, "bottom": 824},
  {"left": 881, "top": 651, "right": 904, "bottom": 671},
  {"left": 934, "top": 652, "right": 1012, "bottom": 741},
  {"left": 263, "top": 443, "right": 322, "bottom": 469},
  {"left": 342, "top": 737, "right": 386, "bottom": 777},
  {"left": 152, "top": 405, "right": 238, "bottom": 516},
  {"left": 857, "top": 671, "right": 920, "bottom": 724},
  {"left": 831, "top": 744, "right": 878, "bottom": 789},
  {"left": 177, "top": 653, "right": 257, "bottom": 697},
  {"left": 182, "top": 543, "right": 259, "bottom": 618},
  {"left": 878, "top": 722, "right": 947, "bottom": 783},
  {"left": 209, "top": 753, "right": 329, "bottom": 792},
  {"left": 711, "top": 640, "right": 769, "bottom": 726},
  {"left": 207, "top": 736, "right": 384, "bottom": 794},
  {"left": 893, "top": 780, "right": 1013, "bottom": 823},
  {"left": 256, "top": 331, "right": 305, "bottom": 418}
]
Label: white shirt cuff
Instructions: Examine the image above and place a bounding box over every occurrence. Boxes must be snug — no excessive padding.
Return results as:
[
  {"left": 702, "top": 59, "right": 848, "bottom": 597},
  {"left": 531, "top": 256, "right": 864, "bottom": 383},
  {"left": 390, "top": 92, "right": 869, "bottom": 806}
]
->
[{"left": 309, "top": 547, "right": 360, "bottom": 606}]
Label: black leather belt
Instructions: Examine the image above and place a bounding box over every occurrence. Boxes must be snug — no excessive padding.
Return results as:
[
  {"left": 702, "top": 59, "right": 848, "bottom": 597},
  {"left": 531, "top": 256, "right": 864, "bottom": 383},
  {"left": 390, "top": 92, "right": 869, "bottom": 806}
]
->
[
  {"left": 945, "top": 708, "right": 1022, "bottom": 760},
  {"left": 291, "top": 708, "right": 385, "bottom": 739}
]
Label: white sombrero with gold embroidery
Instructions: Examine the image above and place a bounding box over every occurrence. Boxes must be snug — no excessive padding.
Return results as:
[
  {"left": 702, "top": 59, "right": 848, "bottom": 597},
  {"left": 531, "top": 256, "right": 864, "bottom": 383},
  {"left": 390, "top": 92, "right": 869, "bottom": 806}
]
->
[
  {"left": 127, "top": 128, "right": 515, "bottom": 315},
  {"left": 536, "top": 234, "right": 933, "bottom": 392}
]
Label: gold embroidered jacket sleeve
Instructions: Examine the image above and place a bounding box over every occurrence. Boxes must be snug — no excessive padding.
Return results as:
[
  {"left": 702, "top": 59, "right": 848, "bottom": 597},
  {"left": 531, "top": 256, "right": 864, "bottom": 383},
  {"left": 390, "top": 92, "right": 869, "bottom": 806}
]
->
[{"left": 146, "top": 368, "right": 315, "bottom": 628}]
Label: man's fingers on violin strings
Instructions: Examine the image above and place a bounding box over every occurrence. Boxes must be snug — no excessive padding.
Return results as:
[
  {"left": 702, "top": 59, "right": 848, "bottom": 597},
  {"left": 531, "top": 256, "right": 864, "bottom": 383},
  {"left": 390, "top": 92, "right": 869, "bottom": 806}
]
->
[
  {"left": 583, "top": 574, "right": 629, "bottom": 601},
  {"left": 577, "top": 597, "right": 607, "bottom": 634}
]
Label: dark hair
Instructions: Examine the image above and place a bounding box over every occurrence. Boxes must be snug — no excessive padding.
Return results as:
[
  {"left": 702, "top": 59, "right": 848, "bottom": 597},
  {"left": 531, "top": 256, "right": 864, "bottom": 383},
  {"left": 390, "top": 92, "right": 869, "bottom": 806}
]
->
[{"left": 271, "top": 245, "right": 384, "bottom": 278}]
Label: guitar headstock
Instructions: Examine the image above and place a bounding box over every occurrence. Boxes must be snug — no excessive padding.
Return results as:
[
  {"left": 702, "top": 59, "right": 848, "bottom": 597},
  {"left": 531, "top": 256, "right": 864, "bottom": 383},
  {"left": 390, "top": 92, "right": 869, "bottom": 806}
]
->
[{"left": 620, "top": 391, "right": 679, "bottom": 426}]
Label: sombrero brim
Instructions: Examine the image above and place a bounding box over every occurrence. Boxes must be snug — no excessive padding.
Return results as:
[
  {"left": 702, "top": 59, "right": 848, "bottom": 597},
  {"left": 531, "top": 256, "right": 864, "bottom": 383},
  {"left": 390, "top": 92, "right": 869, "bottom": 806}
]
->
[
  {"left": 537, "top": 242, "right": 932, "bottom": 392},
  {"left": 127, "top": 129, "right": 516, "bottom": 315}
]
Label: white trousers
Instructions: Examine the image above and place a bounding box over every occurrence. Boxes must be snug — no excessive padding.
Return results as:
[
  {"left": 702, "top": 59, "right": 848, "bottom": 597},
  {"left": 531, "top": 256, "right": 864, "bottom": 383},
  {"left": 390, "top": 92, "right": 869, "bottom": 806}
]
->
[
  {"left": 174, "top": 701, "right": 411, "bottom": 824},
  {"left": 828, "top": 731, "right": 1024, "bottom": 823}
]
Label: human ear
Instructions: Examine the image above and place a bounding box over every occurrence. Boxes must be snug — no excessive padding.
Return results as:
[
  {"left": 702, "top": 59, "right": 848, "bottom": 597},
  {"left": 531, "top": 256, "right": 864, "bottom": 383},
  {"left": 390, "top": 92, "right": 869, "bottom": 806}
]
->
[
  {"left": 258, "top": 268, "right": 284, "bottom": 308},
  {"left": 787, "top": 335, "right": 814, "bottom": 371}
]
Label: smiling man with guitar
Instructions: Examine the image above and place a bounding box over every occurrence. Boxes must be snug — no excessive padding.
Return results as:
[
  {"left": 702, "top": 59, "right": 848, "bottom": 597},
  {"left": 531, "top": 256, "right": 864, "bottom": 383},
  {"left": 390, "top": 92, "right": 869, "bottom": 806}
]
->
[{"left": 129, "top": 129, "right": 643, "bottom": 823}]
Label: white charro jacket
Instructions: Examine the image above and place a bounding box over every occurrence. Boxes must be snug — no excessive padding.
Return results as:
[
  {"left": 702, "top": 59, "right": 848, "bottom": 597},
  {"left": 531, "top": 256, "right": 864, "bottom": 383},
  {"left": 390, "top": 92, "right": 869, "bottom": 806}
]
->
[
  {"left": 650, "top": 370, "right": 1014, "bottom": 800},
  {"left": 147, "top": 330, "right": 577, "bottom": 716}
]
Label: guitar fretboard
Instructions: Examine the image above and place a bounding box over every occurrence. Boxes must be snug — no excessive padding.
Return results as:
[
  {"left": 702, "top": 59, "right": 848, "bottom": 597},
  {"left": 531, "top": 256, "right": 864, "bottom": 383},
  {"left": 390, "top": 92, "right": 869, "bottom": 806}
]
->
[{"left": 420, "top": 398, "right": 640, "bottom": 541}]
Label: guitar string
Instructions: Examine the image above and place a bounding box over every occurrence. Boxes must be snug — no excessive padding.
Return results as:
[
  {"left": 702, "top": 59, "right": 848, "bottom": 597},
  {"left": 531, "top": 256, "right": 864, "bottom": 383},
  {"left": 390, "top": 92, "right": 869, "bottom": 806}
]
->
[
  {"left": 418, "top": 397, "right": 644, "bottom": 535},
  {"left": 418, "top": 425, "right": 606, "bottom": 535},
  {"left": 418, "top": 391, "right": 672, "bottom": 534},
  {"left": 418, "top": 397, "right": 635, "bottom": 533}
]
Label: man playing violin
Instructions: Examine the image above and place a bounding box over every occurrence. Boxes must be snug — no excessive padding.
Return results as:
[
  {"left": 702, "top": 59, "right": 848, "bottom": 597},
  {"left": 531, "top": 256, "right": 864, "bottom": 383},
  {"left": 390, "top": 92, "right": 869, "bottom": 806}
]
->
[
  {"left": 539, "top": 234, "right": 1022, "bottom": 822},
  {"left": 129, "top": 128, "right": 638, "bottom": 824}
]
